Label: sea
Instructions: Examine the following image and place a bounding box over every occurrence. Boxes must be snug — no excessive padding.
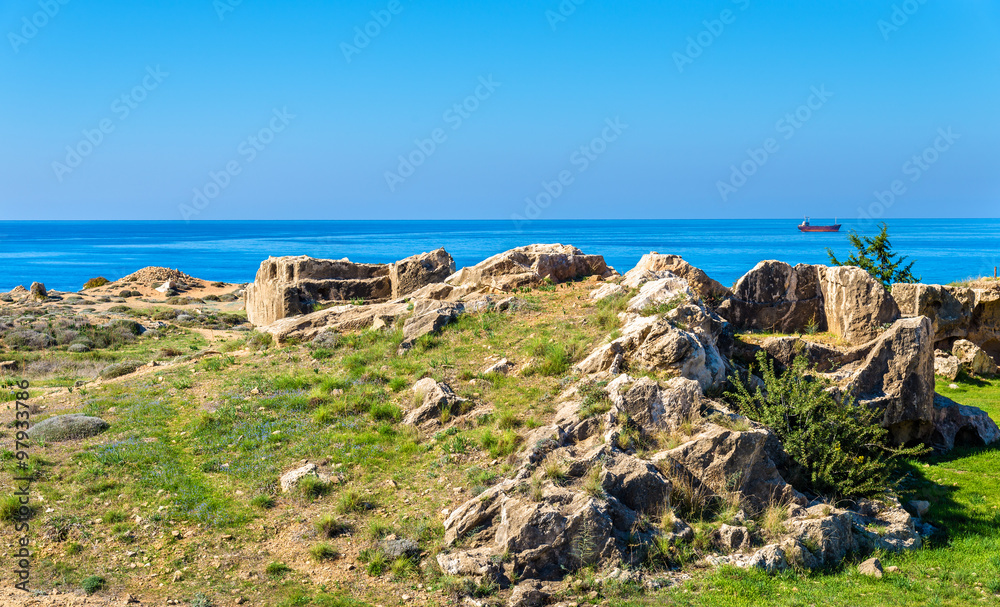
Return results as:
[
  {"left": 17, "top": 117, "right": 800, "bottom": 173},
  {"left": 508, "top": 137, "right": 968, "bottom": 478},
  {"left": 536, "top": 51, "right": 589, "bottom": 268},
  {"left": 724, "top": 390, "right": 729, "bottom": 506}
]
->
[{"left": 1, "top": 219, "right": 997, "bottom": 292}]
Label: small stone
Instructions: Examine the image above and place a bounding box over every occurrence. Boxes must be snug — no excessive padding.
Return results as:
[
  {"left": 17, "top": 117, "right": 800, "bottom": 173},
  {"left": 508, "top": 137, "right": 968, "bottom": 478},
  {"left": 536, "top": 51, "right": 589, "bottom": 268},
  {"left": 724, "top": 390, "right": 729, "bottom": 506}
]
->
[
  {"left": 886, "top": 565, "right": 900, "bottom": 573},
  {"left": 908, "top": 500, "right": 930, "bottom": 517},
  {"left": 858, "top": 557, "right": 883, "bottom": 578}
]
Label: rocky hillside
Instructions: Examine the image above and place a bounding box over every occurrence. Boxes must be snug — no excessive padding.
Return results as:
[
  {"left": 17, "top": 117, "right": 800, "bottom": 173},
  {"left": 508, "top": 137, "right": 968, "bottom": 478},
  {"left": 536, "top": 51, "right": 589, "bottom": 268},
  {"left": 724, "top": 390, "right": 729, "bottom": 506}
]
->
[{"left": 1, "top": 249, "right": 999, "bottom": 607}]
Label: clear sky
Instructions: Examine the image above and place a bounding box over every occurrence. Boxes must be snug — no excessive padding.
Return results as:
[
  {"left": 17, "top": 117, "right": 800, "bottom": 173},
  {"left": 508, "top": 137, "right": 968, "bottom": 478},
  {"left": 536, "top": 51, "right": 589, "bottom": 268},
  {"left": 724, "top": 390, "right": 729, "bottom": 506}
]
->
[{"left": 1, "top": 0, "right": 997, "bottom": 220}]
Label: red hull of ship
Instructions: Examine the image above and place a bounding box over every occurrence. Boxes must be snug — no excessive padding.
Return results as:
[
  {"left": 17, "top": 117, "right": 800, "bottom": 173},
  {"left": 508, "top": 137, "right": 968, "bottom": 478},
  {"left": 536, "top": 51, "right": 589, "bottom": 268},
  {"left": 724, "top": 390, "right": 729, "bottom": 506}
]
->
[{"left": 798, "top": 224, "right": 841, "bottom": 232}]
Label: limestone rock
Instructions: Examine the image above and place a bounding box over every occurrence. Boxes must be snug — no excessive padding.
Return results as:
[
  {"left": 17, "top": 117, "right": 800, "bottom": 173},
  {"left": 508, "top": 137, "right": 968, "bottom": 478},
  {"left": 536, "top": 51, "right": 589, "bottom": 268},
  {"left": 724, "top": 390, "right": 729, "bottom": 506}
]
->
[
  {"left": 379, "top": 534, "right": 420, "bottom": 560},
  {"left": 908, "top": 500, "right": 930, "bottom": 518},
  {"left": 26, "top": 414, "right": 108, "bottom": 442},
  {"left": 600, "top": 454, "right": 671, "bottom": 514},
  {"left": 746, "top": 544, "right": 788, "bottom": 573},
  {"left": 952, "top": 339, "right": 997, "bottom": 376},
  {"left": 606, "top": 375, "right": 701, "bottom": 431},
  {"left": 280, "top": 463, "right": 320, "bottom": 493},
  {"left": 589, "top": 283, "right": 626, "bottom": 301},
  {"left": 399, "top": 301, "right": 464, "bottom": 352},
  {"left": 245, "top": 251, "right": 453, "bottom": 327},
  {"left": 246, "top": 256, "right": 392, "bottom": 326},
  {"left": 626, "top": 275, "right": 695, "bottom": 313},
  {"left": 576, "top": 309, "right": 726, "bottom": 391},
  {"left": 388, "top": 248, "right": 455, "bottom": 299},
  {"left": 761, "top": 336, "right": 854, "bottom": 373},
  {"left": 782, "top": 505, "right": 858, "bottom": 566},
  {"left": 507, "top": 580, "right": 549, "bottom": 607},
  {"left": 404, "top": 380, "right": 469, "bottom": 428},
  {"left": 835, "top": 317, "right": 936, "bottom": 444},
  {"left": 261, "top": 301, "right": 410, "bottom": 343},
  {"left": 484, "top": 358, "right": 514, "bottom": 375},
  {"left": 716, "top": 261, "right": 823, "bottom": 334},
  {"left": 653, "top": 424, "right": 806, "bottom": 512},
  {"left": 622, "top": 253, "right": 730, "bottom": 300},
  {"left": 931, "top": 393, "right": 1000, "bottom": 450},
  {"left": 858, "top": 557, "right": 884, "bottom": 578},
  {"left": 436, "top": 547, "right": 504, "bottom": 584},
  {"left": 934, "top": 351, "right": 960, "bottom": 380},
  {"left": 718, "top": 262, "right": 899, "bottom": 345},
  {"left": 892, "top": 282, "right": 1000, "bottom": 357},
  {"left": 29, "top": 282, "right": 47, "bottom": 301},
  {"left": 446, "top": 244, "right": 614, "bottom": 292},
  {"left": 818, "top": 265, "right": 900, "bottom": 344},
  {"left": 716, "top": 524, "right": 751, "bottom": 553}
]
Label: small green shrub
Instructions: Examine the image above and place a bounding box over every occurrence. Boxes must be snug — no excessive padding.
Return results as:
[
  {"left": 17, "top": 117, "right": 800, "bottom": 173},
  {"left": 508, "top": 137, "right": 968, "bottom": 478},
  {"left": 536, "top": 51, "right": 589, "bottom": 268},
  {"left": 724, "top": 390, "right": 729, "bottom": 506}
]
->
[
  {"left": 315, "top": 514, "right": 350, "bottom": 537},
  {"left": 335, "top": 490, "right": 368, "bottom": 514},
  {"left": 266, "top": 562, "right": 292, "bottom": 577},
  {"left": 82, "top": 277, "right": 110, "bottom": 290},
  {"left": 310, "top": 543, "right": 339, "bottom": 562},
  {"left": 578, "top": 381, "right": 611, "bottom": 418},
  {"left": 250, "top": 495, "right": 276, "bottom": 509},
  {"left": 299, "top": 476, "right": 332, "bottom": 500},
  {"left": 726, "top": 351, "right": 928, "bottom": 499},
  {"left": 81, "top": 575, "right": 106, "bottom": 594}
]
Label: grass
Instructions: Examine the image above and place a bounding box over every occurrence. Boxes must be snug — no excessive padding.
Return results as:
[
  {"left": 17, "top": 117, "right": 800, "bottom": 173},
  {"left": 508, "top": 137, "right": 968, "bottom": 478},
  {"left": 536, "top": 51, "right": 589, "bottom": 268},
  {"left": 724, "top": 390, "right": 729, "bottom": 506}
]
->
[{"left": 310, "top": 543, "right": 339, "bottom": 562}]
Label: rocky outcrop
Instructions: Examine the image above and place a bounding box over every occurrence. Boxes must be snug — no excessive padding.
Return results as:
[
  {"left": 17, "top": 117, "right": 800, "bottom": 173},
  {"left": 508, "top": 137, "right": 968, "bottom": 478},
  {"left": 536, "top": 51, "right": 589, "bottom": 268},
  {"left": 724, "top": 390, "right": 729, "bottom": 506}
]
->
[
  {"left": 621, "top": 253, "right": 729, "bottom": 300},
  {"left": 931, "top": 393, "right": 1000, "bottom": 450},
  {"left": 260, "top": 301, "right": 410, "bottom": 343},
  {"left": 717, "top": 262, "right": 899, "bottom": 345},
  {"left": 575, "top": 278, "right": 727, "bottom": 390},
  {"left": 892, "top": 282, "right": 1000, "bottom": 362},
  {"left": 399, "top": 300, "right": 464, "bottom": 352},
  {"left": 29, "top": 282, "right": 47, "bottom": 301},
  {"left": 710, "top": 500, "right": 921, "bottom": 572},
  {"left": 831, "top": 316, "right": 936, "bottom": 444},
  {"left": 445, "top": 244, "right": 615, "bottom": 294},
  {"left": 952, "top": 339, "right": 998, "bottom": 376},
  {"left": 717, "top": 261, "right": 824, "bottom": 334},
  {"left": 389, "top": 248, "right": 456, "bottom": 299},
  {"left": 653, "top": 424, "right": 806, "bottom": 512},
  {"left": 404, "top": 378, "right": 472, "bottom": 428},
  {"left": 245, "top": 250, "right": 454, "bottom": 326},
  {"left": 819, "top": 266, "right": 900, "bottom": 344},
  {"left": 438, "top": 374, "right": 812, "bottom": 584}
]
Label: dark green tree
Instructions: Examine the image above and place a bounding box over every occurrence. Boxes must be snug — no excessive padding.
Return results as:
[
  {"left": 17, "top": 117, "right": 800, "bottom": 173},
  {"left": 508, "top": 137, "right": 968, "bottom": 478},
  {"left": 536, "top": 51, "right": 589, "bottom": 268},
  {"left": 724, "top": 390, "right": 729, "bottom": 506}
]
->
[{"left": 826, "top": 222, "right": 920, "bottom": 289}]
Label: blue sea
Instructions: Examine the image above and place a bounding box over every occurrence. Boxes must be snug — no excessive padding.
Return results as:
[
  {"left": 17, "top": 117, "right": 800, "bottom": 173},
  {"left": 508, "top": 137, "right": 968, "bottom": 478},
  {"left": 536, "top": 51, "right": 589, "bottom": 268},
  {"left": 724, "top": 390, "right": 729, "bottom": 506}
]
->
[{"left": 1, "top": 219, "right": 997, "bottom": 292}]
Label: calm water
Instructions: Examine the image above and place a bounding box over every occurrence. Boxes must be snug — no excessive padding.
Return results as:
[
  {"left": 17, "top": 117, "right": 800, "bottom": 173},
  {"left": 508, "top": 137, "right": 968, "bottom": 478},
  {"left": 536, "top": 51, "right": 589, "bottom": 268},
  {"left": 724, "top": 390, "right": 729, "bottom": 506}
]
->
[{"left": 0, "top": 220, "right": 997, "bottom": 292}]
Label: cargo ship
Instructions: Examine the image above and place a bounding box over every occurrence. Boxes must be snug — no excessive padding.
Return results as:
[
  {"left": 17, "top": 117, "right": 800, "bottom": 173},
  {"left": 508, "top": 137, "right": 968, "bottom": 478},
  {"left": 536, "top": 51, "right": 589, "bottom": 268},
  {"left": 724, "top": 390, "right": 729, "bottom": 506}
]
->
[{"left": 798, "top": 217, "right": 841, "bottom": 232}]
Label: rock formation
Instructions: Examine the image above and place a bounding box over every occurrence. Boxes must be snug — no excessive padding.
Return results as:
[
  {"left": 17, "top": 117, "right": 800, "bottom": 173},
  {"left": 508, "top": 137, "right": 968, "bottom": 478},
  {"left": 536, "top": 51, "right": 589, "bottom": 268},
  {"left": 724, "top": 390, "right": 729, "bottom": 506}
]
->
[
  {"left": 717, "top": 261, "right": 899, "bottom": 344},
  {"left": 245, "top": 249, "right": 454, "bottom": 326},
  {"left": 892, "top": 281, "right": 1000, "bottom": 364}
]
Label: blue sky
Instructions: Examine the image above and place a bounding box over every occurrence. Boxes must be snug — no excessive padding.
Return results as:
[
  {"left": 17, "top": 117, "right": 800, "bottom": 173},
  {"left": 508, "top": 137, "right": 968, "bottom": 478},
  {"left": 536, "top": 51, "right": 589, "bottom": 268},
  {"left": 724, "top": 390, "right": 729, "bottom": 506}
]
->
[{"left": 1, "top": 0, "right": 997, "bottom": 220}]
